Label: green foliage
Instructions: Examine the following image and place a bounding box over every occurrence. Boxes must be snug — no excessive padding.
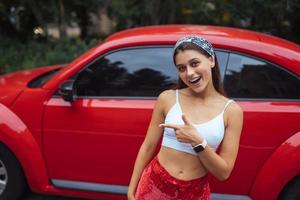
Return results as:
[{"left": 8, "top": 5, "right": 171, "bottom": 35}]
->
[
  {"left": 0, "top": 38, "right": 99, "bottom": 74},
  {"left": 108, "top": 0, "right": 300, "bottom": 44},
  {"left": 108, "top": 0, "right": 178, "bottom": 29}
]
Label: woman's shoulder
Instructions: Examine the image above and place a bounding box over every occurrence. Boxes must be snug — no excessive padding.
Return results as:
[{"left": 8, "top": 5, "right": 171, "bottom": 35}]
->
[
  {"left": 225, "top": 98, "right": 242, "bottom": 112},
  {"left": 157, "top": 89, "right": 176, "bottom": 101},
  {"left": 156, "top": 89, "right": 177, "bottom": 111},
  {"left": 216, "top": 94, "right": 236, "bottom": 107},
  {"left": 224, "top": 98, "right": 243, "bottom": 121},
  {"left": 216, "top": 94, "right": 242, "bottom": 116}
]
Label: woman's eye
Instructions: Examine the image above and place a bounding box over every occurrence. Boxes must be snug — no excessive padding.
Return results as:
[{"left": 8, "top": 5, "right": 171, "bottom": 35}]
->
[
  {"left": 191, "top": 61, "right": 199, "bottom": 67},
  {"left": 178, "top": 66, "right": 186, "bottom": 72}
]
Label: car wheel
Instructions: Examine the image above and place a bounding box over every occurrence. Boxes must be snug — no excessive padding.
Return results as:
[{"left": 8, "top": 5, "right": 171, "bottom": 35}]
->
[
  {"left": 0, "top": 144, "right": 26, "bottom": 200},
  {"left": 279, "top": 176, "right": 300, "bottom": 200}
]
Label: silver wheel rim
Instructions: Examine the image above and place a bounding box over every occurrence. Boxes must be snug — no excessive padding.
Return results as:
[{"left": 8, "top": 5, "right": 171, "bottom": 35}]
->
[{"left": 0, "top": 159, "right": 8, "bottom": 195}]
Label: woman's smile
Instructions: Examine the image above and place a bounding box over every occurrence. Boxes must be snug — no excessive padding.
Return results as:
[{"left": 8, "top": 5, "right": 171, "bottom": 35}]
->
[
  {"left": 189, "top": 76, "right": 201, "bottom": 83},
  {"left": 188, "top": 76, "right": 202, "bottom": 86}
]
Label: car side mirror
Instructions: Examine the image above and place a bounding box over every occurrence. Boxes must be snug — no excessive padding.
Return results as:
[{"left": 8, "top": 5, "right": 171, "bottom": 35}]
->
[{"left": 59, "top": 80, "right": 75, "bottom": 102}]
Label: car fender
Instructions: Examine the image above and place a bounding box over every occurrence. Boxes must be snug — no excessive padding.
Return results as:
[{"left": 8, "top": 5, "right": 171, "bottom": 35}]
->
[
  {"left": 250, "top": 131, "right": 300, "bottom": 200},
  {"left": 0, "top": 103, "right": 49, "bottom": 192}
]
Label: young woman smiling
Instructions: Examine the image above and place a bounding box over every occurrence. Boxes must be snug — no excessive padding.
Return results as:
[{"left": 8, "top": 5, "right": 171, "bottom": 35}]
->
[{"left": 128, "top": 36, "right": 243, "bottom": 200}]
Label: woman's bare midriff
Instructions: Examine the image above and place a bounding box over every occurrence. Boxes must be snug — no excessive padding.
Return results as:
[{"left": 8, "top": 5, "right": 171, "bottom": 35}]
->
[{"left": 157, "top": 146, "right": 208, "bottom": 181}]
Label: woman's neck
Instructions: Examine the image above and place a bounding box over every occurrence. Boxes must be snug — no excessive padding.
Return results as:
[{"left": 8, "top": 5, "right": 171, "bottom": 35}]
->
[{"left": 186, "top": 82, "right": 219, "bottom": 101}]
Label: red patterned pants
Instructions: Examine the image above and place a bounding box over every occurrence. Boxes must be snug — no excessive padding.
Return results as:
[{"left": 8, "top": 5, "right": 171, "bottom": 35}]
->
[{"left": 135, "top": 156, "right": 210, "bottom": 200}]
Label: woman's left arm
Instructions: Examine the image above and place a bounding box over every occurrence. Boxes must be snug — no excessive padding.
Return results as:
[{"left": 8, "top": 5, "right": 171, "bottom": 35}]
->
[{"left": 195, "top": 102, "right": 243, "bottom": 181}]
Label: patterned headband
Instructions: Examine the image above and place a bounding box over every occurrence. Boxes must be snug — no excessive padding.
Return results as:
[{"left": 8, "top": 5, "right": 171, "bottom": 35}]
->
[{"left": 174, "top": 35, "right": 214, "bottom": 57}]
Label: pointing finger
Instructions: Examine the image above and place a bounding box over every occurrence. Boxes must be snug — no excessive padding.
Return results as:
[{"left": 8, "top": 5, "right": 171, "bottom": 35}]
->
[{"left": 159, "top": 123, "right": 180, "bottom": 130}]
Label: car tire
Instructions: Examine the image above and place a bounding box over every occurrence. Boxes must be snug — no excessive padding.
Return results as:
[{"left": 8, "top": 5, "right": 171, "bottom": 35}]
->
[
  {"left": 0, "top": 144, "right": 27, "bottom": 200},
  {"left": 279, "top": 176, "right": 300, "bottom": 200}
]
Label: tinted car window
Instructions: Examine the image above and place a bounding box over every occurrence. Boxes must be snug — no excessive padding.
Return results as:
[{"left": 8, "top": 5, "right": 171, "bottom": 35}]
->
[
  {"left": 75, "top": 47, "right": 228, "bottom": 98},
  {"left": 28, "top": 68, "right": 62, "bottom": 88},
  {"left": 224, "top": 53, "right": 300, "bottom": 99},
  {"left": 75, "top": 47, "right": 177, "bottom": 97}
]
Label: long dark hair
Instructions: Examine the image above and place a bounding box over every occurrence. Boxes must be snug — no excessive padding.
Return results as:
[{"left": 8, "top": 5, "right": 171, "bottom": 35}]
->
[{"left": 173, "top": 42, "right": 225, "bottom": 95}]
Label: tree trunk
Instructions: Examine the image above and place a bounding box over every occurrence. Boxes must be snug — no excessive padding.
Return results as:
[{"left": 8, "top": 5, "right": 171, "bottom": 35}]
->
[{"left": 58, "top": 0, "right": 66, "bottom": 39}]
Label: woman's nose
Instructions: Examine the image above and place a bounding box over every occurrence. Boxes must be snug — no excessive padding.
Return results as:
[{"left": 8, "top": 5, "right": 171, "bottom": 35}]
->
[{"left": 186, "top": 66, "right": 195, "bottom": 77}]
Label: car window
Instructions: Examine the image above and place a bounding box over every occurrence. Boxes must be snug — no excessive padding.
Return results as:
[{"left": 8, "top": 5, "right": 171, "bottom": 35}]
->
[
  {"left": 28, "top": 67, "right": 62, "bottom": 88},
  {"left": 75, "top": 47, "right": 177, "bottom": 97},
  {"left": 214, "top": 51, "right": 228, "bottom": 82},
  {"left": 74, "top": 47, "right": 228, "bottom": 98},
  {"left": 224, "top": 53, "right": 300, "bottom": 99}
]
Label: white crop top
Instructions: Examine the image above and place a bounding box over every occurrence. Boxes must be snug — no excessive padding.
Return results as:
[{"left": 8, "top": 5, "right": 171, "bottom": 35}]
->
[{"left": 161, "top": 90, "right": 233, "bottom": 155}]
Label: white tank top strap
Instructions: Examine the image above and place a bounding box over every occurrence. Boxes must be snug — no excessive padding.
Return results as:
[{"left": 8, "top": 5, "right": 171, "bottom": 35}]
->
[
  {"left": 175, "top": 89, "right": 179, "bottom": 103},
  {"left": 222, "top": 99, "right": 234, "bottom": 114}
]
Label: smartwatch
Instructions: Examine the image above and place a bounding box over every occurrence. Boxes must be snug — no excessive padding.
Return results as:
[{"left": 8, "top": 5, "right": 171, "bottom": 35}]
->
[{"left": 192, "top": 139, "right": 207, "bottom": 153}]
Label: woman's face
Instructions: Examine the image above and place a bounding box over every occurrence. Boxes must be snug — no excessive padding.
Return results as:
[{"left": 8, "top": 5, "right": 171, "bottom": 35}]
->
[{"left": 175, "top": 49, "right": 215, "bottom": 93}]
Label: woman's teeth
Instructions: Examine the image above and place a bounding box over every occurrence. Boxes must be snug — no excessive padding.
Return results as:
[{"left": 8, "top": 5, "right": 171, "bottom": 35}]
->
[{"left": 189, "top": 77, "right": 201, "bottom": 84}]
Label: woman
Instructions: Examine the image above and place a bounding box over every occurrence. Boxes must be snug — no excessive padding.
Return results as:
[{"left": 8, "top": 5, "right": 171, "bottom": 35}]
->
[{"left": 127, "top": 35, "right": 243, "bottom": 200}]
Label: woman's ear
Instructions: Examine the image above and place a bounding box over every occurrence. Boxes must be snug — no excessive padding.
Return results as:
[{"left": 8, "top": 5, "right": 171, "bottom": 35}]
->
[{"left": 209, "top": 56, "right": 215, "bottom": 68}]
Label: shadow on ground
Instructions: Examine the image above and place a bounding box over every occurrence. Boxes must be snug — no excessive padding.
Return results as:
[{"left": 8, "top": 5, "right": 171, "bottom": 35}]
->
[{"left": 22, "top": 193, "right": 83, "bottom": 200}]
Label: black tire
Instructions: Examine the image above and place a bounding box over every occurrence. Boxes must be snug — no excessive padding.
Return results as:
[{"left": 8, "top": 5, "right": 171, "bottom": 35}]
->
[
  {"left": 0, "top": 143, "right": 27, "bottom": 200},
  {"left": 279, "top": 175, "right": 300, "bottom": 200}
]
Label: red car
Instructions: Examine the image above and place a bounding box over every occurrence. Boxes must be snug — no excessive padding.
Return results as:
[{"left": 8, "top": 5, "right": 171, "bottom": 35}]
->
[{"left": 0, "top": 25, "right": 299, "bottom": 200}]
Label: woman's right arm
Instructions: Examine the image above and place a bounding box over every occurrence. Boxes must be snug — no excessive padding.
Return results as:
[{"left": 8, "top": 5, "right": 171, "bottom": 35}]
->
[{"left": 127, "top": 91, "right": 170, "bottom": 200}]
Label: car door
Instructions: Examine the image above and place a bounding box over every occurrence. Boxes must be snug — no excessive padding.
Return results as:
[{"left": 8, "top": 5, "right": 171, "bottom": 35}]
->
[
  {"left": 210, "top": 52, "right": 300, "bottom": 196},
  {"left": 42, "top": 46, "right": 179, "bottom": 193}
]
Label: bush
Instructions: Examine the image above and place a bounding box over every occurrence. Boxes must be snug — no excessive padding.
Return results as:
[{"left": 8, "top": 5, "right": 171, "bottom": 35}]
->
[{"left": 0, "top": 38, "right": 99, "bottom": 74}]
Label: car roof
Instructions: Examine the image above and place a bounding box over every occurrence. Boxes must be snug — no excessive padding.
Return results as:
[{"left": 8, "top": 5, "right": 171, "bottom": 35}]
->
[{"left": 105, "top": 25, "right": 300, "bottom": 75}]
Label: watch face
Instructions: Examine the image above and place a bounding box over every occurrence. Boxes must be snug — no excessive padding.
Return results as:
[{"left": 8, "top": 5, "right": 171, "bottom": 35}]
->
[{"left": 194, "top": 145, "right": 204, "bottom": 153}]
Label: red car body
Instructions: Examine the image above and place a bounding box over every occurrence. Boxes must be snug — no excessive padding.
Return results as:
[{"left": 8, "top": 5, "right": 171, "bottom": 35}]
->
[{"left": 0, "top": 25, "right": 299, "bottom": 200}]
